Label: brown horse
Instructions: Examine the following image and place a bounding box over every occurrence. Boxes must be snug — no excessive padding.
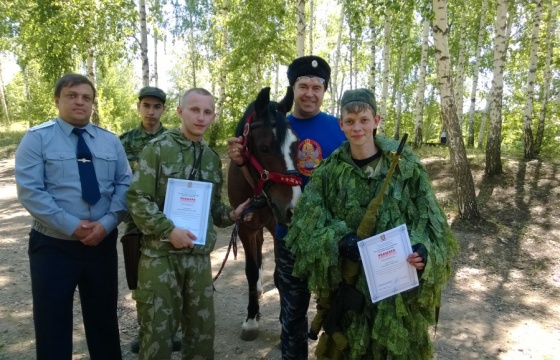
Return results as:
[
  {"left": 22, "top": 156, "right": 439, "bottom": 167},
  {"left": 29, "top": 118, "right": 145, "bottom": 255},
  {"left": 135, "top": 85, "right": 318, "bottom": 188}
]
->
[{"left": 227, "top": 86, "right": 302, "bottom": 341}]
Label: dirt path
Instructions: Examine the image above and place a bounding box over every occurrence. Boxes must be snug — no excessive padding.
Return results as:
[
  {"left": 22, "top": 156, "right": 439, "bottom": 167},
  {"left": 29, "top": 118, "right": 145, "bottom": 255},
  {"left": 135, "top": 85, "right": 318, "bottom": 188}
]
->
[{"left": 1, "top": 156, "right": 559, "bottom": 359}]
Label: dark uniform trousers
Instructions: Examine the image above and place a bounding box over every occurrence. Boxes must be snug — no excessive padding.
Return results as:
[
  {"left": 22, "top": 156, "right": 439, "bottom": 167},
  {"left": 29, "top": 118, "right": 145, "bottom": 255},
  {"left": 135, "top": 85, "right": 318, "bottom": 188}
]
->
[
  {"left": 28, "top": 228, "right": 122, "bottom": 360},
  {"left": 274, "top": 234, "right": 311, "bottom": 360}
]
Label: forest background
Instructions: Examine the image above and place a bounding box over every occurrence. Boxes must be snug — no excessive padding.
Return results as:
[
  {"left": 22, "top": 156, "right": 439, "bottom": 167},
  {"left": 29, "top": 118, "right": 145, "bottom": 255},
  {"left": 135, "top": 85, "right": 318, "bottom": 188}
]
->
[{"left": 0, "top": 0, "right": 559, "bottom": 215}]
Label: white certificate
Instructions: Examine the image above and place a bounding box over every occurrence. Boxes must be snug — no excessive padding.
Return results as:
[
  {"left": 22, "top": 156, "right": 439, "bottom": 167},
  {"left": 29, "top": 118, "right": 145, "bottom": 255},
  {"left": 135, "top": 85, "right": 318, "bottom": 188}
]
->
[
  {"left": 163, "top": 178, "right": 213, "bottom": 246},
  {"left": 358, "top": 224, "right": 419, "bottom": 303}
]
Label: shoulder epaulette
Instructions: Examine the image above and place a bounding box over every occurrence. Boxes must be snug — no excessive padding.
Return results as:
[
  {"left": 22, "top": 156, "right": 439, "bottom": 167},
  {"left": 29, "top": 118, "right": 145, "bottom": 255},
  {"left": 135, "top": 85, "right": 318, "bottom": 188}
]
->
[
  {"left": 93, "top": 124, "right": 116, "bottom": 135},
  {"left": 29, "top": 120, "right": 55, "bottom": 132}
]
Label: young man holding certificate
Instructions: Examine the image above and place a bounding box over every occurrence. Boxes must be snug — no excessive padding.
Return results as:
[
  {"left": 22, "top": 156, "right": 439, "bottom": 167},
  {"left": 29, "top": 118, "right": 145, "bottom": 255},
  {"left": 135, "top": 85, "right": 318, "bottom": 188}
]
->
[
  {"left": 126, "top": 88, "right": 250, "bottom": 359},
  {"left": 284, "top": 89, "right": 458, "bottom": 359}
]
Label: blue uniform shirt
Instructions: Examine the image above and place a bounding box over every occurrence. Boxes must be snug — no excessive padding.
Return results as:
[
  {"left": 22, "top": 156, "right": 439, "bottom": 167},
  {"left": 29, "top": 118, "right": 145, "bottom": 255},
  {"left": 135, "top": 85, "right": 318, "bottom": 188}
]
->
[{"left": 15, "top": 118, "right": 132, "bottom": 240}]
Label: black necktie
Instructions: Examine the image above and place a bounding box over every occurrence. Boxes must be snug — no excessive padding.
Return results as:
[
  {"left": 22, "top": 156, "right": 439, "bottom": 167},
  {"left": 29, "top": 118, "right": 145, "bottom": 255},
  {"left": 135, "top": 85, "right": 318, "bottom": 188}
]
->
[{"left": 72, "top": 128, "right": 101, "bottom": 205}]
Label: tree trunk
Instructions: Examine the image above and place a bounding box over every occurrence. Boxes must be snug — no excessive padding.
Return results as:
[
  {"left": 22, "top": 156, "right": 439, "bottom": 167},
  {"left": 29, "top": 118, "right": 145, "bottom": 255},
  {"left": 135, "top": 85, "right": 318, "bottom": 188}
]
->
[
  {"left": 139, "top": 0, "right": 149, "bottom": 87},
  {"left": 296, "top": 0, "right": 306, "bottom": 57},
  {"left": 87, "top": 50, "right": 100, "bottom": 125},
  {"left": 379, "top": 14, "right": 392, "bottom": 135},
  {"left": 454, "top": 15, "right": 467, "bottom": 130},
  {"left": 23, "top": 64, "right": 31, "bottom": 127},
  {"left": 535, "top": 0, "right": 556, "bottom": 155},
  {"left": 393, "top": 24, "right": 408, "bottom": 141},
  {"left": 153, "top": 32, "right": 159, "bottom": 87},
  {"left": 433, "top": 0, "right": 480, "bottom": 219},
  {"left": 477, "top": 92, "right": 491, "bottom": 149},
  {"left": 466, "top": 0, "right": 488, "bottom": 147},
  {"left": 485, "top": 0, "right": 511, "bottom": 175},
  {"left": 522, "top": 0, "right": 543, "bottom": 159},
  {"left": 0, "top": 58, "right": 10, "bottom": 125},
  {"left": 308, "top": 0, "right": 314, "bottom": 54},
  {"left": 413, "top": 20, "right": 430, "bottom": 148},
  {"left": 368, "top": 16, "right": 378, "bottom": 93},
  {"left": 330, "top": 13, "right": 344, "bottom": 114}
]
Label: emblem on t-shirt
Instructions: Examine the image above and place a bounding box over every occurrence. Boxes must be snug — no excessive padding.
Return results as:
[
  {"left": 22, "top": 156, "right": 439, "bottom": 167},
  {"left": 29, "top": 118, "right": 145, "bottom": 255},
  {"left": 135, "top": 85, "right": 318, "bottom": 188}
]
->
[{"left": 297, "top": 139, "right": 322, "bottom": 176}]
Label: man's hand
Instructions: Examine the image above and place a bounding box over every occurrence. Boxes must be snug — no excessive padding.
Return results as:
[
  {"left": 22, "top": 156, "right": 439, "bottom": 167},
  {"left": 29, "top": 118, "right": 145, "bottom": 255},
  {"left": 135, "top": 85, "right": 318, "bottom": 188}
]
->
[
  {"left": 168, "top": 228, "right": 197, "bottom": 249},
  {"left": 230, "top": 198, "right": 254, "bottom": 222},
  {"left": 227, "top": 136, "right": 245, "bottom": 165},
  {"left": 72, "top": 220, "right": 92, "bottom": 240},
  {"left": 80, "top": 221, "right": 107, "bottom": 246},
  {"left": 407, "top": 252, "right": 425, "bottom": 270}
]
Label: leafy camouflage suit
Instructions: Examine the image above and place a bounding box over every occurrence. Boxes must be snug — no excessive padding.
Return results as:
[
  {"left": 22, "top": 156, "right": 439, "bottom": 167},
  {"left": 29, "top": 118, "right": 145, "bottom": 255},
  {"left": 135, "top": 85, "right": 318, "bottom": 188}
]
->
[
  {"left": 120, "top": 122, "right": 167, "bottom": 233},
  {"left": 126, "top": 129, "right": 235, "bottom": 360},
  {"left": 286, "top": 138, "right": 458, "bottom": 359}
]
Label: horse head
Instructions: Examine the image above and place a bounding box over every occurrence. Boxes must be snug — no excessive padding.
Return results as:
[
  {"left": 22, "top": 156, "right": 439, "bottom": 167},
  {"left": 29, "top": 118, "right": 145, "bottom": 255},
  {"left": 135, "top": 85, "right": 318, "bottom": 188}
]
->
[{"left": 233, "top": 86, "right": 302, "bottom": 226}]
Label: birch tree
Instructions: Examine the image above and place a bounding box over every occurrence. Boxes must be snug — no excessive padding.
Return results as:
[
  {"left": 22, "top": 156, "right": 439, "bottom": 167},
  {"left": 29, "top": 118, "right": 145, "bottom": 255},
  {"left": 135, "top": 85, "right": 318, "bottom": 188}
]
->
[
  {"left": 308, "top": 0, "right": 314, "bottom": 53},
  {"left": 393, "top": 24, "right": 409, "bottom": 140},
  {"left": 87, "top": 51, "right": 100, "bottom": 124},
  {"left": 454, "top": 15, "right": 467, "bottom": 129},
  {"left": 0, "top": 58, "right": 10, "bottom": 124},
  {"left": 485, "top": 0, "right": 510, "bottom": 175},
  {"left": 466, "top": 0, "right": 488, "bottom": 147},
  {"left": 413, "top": 20, "right": 430, "bottom": 147},
  {"left": 535, "top": 0, "right": 557, "bottom": 155},
  {"left": 433, "top": 0, "right": 480, "bottom": 219},
  {"left": 368, "top": 15, "right": 378, "bottom": 93},
  {"left": 378, "top": 12, "right": 392, "bottom": 135},
  {"left": 139, "top": 0, "right": 150, "bottom": 86},
  {"left": 330, "top": 13, "right": 344, "bottom": 114},
  {"left": 522, "top": 0, "right": 543, "bottom": 159},
  {"left": 296, "top": 0, "right": 306, "bottom": 57}
]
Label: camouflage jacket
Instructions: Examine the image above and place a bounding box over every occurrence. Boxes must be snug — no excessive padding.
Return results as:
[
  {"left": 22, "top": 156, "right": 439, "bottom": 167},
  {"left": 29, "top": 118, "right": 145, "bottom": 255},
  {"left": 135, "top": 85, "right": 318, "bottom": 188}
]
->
[
  {"left": 119, "top": 122, "right": 167, "bottom": 172},
  {"left": 285, "top": 137, "right": 458, "bottom": 359},
  {"left": 126, "top": 129, "right": 234, "bottom": 257}
]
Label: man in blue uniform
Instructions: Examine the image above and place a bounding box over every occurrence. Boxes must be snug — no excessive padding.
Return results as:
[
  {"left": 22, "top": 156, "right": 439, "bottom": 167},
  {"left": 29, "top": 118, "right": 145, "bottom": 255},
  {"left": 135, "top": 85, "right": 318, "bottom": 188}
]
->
[
  {"left": 15, "top": 73, "right": 131, "bottom": 360},
  {"left": 227, "top": 56, "right": 346, "bottom": 359}
]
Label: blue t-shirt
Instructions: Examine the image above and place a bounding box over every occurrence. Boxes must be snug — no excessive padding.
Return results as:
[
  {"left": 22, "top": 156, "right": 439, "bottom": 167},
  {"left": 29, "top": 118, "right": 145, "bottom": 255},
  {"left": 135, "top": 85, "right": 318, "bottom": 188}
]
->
[{"left": 288, "top": 111, "right": 346, "bottom": 187}]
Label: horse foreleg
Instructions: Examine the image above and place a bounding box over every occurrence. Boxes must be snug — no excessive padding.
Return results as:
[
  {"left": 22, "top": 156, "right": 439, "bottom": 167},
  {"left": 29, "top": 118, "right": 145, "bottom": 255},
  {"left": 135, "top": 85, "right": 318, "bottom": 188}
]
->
[{"left": 239, "top": 226, "right": 264, "bottom": 341}]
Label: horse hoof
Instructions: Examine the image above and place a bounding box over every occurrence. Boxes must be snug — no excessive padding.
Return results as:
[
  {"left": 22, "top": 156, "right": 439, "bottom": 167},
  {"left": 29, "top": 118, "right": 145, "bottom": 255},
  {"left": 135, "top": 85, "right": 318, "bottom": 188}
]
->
[{"left": 240, "top": 329, "right": 259, "bottom": 341}]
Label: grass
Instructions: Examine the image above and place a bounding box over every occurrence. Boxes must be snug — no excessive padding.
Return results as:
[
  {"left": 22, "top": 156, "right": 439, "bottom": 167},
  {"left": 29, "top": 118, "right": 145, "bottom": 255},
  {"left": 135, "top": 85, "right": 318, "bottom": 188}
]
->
[{"left": 0, "top": 122, "right": 27, "bottom": 160}]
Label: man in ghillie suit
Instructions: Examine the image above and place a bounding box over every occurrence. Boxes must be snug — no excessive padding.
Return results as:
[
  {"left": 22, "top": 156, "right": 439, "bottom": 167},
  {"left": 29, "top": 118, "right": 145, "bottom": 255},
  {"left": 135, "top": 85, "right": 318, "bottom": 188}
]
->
[{"left": 285, "top": 88, "right": 458, "bottom": 359}]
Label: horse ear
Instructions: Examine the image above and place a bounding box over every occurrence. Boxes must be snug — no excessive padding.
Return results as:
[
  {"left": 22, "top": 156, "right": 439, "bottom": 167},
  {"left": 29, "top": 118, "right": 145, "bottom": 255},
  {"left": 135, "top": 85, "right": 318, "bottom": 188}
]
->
[
  {"left": 278, "top": 86, "right": 294, "bottom": 114},
  {"left": 255, "top": 87, "right": 271, "bottom": 115}
]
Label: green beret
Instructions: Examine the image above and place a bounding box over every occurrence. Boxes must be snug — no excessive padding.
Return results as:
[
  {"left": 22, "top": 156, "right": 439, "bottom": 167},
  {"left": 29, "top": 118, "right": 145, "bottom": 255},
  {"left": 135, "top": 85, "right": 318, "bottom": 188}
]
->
[
  {"left": 138, "top": 86, "right": 166, "bottom": 104},
  {"left": 340, "top": 88, "right": 377, "bottom": 114},
  {"left": 287, "top": 55, "right": 331, "bottom": 89}
]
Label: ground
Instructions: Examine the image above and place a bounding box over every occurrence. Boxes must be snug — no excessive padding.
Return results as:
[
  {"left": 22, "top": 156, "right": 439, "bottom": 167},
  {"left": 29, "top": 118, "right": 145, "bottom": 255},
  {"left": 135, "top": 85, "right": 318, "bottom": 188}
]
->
[{"left": 0, "top": 154, "right": 559, "bottom": 360}]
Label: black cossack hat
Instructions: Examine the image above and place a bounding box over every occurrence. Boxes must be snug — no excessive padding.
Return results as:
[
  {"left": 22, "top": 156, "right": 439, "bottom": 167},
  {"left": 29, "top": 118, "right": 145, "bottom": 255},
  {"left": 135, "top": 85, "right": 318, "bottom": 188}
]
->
[{"left": 287, "top": 55, "right": 331, "bottom": 89}]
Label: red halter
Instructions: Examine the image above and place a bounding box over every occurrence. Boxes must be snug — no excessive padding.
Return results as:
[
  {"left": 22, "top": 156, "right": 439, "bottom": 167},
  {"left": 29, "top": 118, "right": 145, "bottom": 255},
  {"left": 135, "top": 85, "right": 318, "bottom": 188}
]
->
[{"left": 241, "top": 112, "right": 302, "bottom": 196}]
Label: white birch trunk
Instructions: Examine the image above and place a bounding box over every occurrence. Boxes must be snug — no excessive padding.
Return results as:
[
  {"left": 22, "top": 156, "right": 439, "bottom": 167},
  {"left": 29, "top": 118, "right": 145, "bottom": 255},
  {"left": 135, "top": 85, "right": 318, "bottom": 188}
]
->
[
  {"left": 296, "top": 0, "right": 306, "bottom": 57},
  {"left": 87, "top": 51, "right": 100, "bottom": 125},
  {"left": 378, "top": 14, "right": 392, "bottom": 135},
  {"left": 433, "top": 0, "right": 479, "bottom": 219},
  {"left": 522, "top": 0, "right": 543, "bottom": 159},
  {"left": 153, "top": 32, "right": 159, "bottom": 87},
  {"left": 330, "top": 13, "right": 344, "bottom": 114},
  {"left": 466, "top": 0, "right": 488, "bottom": 147},
  {"left": 485, "top": 0, "right": 509, "bottom": 175},
  {"left": 308, "top": 0, "right": 314, "bottom": 54},
  {"left": 393, "top": 24, "right": 408, "bottom": 140},
  {"left": 413, "top": 20, "right": 430, "bottom": 147},
  {"left": 0, "top": 58, "right": 10, "bottom": 124},
  {"left": 368, "top": 16, "right": 378, "bottom": 92},
  {"left": 535, "top": 0, "right": 556, "bottom": 154},
  {"left": 454, "top": 15, "right": 467, "bottom": 129},
  {"left": 139, "top": 0, "right": 149, "bottom": 87}
]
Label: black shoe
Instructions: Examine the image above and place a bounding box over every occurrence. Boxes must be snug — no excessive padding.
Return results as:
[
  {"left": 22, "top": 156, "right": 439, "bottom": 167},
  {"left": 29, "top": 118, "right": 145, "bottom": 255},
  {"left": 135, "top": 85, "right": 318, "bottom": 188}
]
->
[
  {"left": 130, "top": 336, "right": 181, "bottom": 353},
  {"left": 130, "top": 338, "right": 140, "bottom": 354}
]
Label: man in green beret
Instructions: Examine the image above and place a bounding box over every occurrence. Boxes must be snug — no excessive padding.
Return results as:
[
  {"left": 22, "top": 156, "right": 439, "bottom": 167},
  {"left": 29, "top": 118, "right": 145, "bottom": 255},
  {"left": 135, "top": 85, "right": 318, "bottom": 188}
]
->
[
  {"left": 285, "top": 88, "right": 458, "bottom": 359},
  {"left": 119, "top": 87, "right": 179, "bottom": 353}
]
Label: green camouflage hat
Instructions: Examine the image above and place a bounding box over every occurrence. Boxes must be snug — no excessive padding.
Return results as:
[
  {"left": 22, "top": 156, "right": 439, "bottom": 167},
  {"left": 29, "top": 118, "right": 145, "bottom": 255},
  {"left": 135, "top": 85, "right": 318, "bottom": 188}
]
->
[
  {"left": 340, "top": 88, "right": 377, "bottom": 114},
  {"left": 138, "top": 86, "right": 166, "bottom": 104}
]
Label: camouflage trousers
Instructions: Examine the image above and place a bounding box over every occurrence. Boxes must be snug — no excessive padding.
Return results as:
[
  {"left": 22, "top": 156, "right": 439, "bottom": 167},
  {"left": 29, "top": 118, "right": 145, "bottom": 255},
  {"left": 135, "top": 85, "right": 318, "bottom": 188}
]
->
[
  {"left": 134, "top": 252, "right": 215, "bottom": 360},
  {"left": 274, "top": 234, "right": 311, "bottom": 360}
]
